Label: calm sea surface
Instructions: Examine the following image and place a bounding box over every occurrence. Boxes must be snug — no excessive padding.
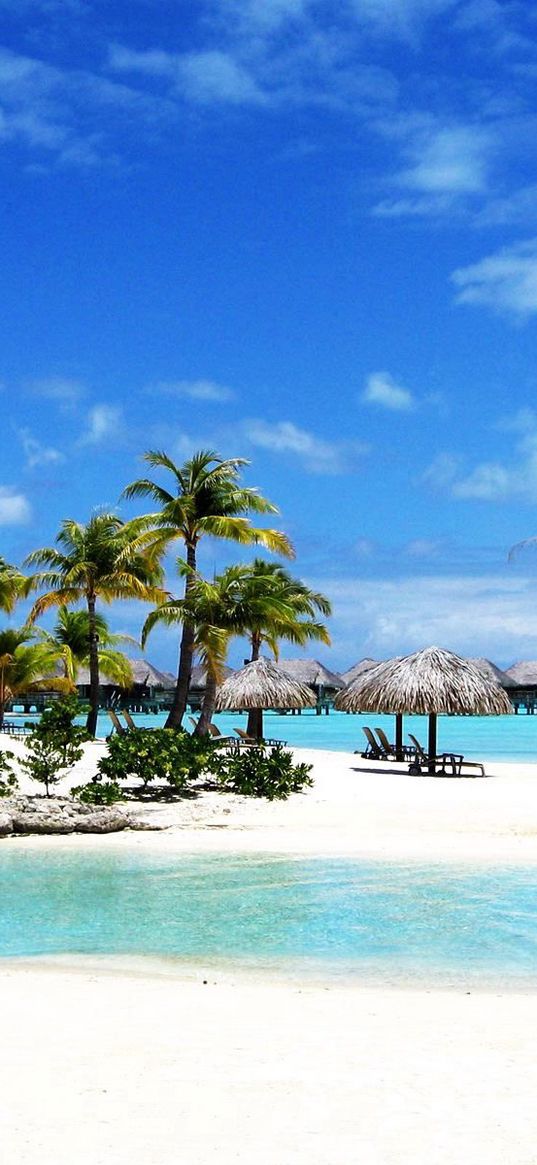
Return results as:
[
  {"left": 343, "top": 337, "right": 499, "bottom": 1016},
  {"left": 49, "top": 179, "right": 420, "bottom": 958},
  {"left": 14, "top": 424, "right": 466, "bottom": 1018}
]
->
[
  {"left": 2, "top": 851, "right": 537, "bottom": 987},
  {"left": 82, "top": 709, "right": 537, "bottom": 762}
]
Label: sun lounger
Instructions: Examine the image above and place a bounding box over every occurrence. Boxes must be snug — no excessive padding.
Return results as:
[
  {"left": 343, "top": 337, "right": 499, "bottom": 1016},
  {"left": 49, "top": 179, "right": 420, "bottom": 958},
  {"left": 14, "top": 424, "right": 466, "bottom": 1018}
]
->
[
  {"left": 407, "top": 734, "right": 486, "bottom": 777},
  {"left": 122, "top": 709, "right": 138, "bottom": 731},
  {"left": 358, "top": 726, "right": 391, "bottom": 760},
  {"left": 107, "top": 708, "right": 126, "bottom": 736},
  {"left": 374, "top": 727, "right": 414, "bottom": 761},
  {"left": 234, "top": 728, "right": 286, "bottom": 747}
]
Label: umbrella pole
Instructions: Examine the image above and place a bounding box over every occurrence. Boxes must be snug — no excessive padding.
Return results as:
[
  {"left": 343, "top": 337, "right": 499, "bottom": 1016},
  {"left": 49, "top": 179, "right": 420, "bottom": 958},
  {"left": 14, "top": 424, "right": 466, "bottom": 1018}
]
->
[
  {"left": 428, "top": 713, "right": 437, "bottom": 774},
  {"left": 395, "top": 713, "right": 404, "bottom": 761}
]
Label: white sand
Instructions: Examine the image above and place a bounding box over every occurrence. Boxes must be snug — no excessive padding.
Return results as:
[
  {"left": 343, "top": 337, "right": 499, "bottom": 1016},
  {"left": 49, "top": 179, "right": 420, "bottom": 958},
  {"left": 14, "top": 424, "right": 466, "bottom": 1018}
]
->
[{"left": 2, "top": 735, "right": 537, "bottom": 1163}]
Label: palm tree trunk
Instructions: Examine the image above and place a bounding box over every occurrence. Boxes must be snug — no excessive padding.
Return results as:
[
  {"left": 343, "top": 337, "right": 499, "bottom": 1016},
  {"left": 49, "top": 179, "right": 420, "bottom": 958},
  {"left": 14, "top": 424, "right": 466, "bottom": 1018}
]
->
[
  {"left": 0, "top": 666, "right": 5, "bottom": 730},
  {"left": 195, "top": 672, "right": 217, "bottom": 735},
  {"left": 247, "top": 634, "right": 263, "bottom": 739},
  {"left": 165, "top": 543, "right": 196, "bottom": 729},
  {"left": 86, "top": 593, "right": 100, "bottom": 737}
]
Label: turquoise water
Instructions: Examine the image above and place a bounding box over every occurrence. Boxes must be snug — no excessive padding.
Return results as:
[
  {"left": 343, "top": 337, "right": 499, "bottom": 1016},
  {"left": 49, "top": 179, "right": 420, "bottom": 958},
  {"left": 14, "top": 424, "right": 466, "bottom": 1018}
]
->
[
  {"left": 2, "top": 850, "right": 537, "bottom": 987},
  {"left": 96, "top": 709, "right": 537, "bottom": 762},
  {"left": 11, "top": 706, "right": 537, "bottom": 761}
]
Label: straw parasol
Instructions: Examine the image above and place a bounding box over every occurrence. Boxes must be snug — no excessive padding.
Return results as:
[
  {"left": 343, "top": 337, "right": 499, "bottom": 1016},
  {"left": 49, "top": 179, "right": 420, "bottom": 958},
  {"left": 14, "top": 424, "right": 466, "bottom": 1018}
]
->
[
  {"left": 335, "top": 645, "right": 512, "bottom": 770},
  {"left": 215, "top": 657, "right": 316, "bottom": 739}
]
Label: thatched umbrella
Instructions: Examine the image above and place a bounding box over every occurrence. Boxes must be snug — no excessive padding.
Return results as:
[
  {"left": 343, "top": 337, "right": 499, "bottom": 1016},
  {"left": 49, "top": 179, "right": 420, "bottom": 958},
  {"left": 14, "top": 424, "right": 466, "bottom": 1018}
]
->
[
  {"left": 335, "top": 646, "right": 512, "bottom": 771},
  {"left": 215, "top": 657, "right": 316, "bottom": 740}
]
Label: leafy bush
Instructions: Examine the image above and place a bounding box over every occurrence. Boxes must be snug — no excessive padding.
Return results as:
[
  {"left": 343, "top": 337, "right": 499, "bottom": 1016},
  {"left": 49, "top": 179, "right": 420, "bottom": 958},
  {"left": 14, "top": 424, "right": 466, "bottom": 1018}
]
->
[
  {"left": 97, "top": 728, "right": 215, "bottom": 793},
  {"left": 72, "top": 778, "right": 123, "bottom": 805},
  {"left": 0, "top": 749, "right": 17, "bottom": 797},
  {"left": 20, "top": 697, "right": 89, "bottom": 797},
  {"left": 213, "top": 744, "right": 313, "bottom": 801}
]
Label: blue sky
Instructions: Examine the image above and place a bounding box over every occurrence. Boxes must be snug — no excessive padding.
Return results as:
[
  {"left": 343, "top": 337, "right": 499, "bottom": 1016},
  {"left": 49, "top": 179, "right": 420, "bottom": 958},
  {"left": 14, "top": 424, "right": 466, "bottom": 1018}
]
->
[{"left": 3, "top": 0, "right": 537, "bottom": 671}]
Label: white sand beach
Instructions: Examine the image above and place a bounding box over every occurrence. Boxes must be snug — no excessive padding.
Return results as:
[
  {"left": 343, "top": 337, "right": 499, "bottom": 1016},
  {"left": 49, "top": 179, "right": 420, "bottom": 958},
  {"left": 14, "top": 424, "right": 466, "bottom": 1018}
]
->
[{"left": 3, "top": 736, "right": 537, "bottom": 1163}]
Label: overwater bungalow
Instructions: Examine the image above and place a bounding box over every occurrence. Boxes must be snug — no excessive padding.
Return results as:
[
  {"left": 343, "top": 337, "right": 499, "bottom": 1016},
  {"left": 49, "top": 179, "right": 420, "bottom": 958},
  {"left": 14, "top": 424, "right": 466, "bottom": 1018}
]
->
[
  {"left": 340, "top": 658, "right": 379, "bottom": 685},
  {"left": 277, "top": 659, "right": 344, "bottom": 713}
]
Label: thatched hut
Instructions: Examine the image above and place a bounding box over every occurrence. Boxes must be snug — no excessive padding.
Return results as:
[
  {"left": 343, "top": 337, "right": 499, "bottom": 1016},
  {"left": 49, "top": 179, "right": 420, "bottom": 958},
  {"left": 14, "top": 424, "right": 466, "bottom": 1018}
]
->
[
  {"left": 188, "top": 663, "right": 234, "bottom": 710},
  {"left": 340, "top": 658, "right": 379, "bottom": 685},
  {"left": 467, "top": 658, "right": 517, "bottom": 690},
  {"left": 278, "top": 658, "right": 344, "bottom": 712},
  {"left": 335, "top": 646, "right": 512, "bottom": 769},
  {"left": 75, "top": 659, "right": 175, "bottom": 708},
  {"left": 505, "top": 661, "right": 537, "bottom": 686},
  {"left": 215, "top": 657, "right": 316, "bottom": 739}
]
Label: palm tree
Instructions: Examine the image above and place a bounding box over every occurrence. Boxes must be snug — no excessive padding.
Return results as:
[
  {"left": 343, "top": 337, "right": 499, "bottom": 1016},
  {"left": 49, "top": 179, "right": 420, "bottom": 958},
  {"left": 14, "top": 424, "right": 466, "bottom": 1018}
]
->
[
  {"left": 38, "top": 606, "right": 137, "bottom": 689},
  {"left": 0, "top": 557, "right": 28, "bottom": 614},
  {"left": 142, "top": 561, "right": 332, "bottom": 736},
  {"left": 123, "top": 449, "right": 294, "bottom": 728},
  {"left": 0, "top": 627, "right": 70, "bottom": 729},
  {"left": 25, "top": 514, "right": 165, "bottom": 736}
]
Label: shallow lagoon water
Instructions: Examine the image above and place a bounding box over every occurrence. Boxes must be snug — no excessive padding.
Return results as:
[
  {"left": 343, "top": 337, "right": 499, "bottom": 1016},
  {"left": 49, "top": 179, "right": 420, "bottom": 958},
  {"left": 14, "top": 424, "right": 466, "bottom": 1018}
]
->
[{"left": 2, "top": 850, "right": 537, "bottom": 987}]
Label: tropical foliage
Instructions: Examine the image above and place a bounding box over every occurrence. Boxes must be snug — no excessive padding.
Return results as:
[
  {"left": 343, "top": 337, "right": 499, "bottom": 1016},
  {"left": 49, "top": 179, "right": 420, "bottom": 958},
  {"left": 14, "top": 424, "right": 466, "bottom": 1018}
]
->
[
  {"left": 0, "top": 627, "right": 70, "bottom": 730},
  {"left": 123, "top": 450, "right": 293, "bottom": 728},
  {"left": 95, "top": 728, "right": 215, "bottom": 792},
  {"left": 38, "top": 605, "right": 136, "bottom": 687},
  {"left": 0, "top": 749, "right": 17, "bottom": 797},
  {"left": 26, "top": 513, "right": 165, "bottom": 736},
  {"left": 19, "top": 697, "right": 89, "bottom": 797},
  {"left": 0, "top": 557, "right": 28, "bottom": 614},
  {"left": 211, "top": 744, "right": 313, "bottom": 800}
]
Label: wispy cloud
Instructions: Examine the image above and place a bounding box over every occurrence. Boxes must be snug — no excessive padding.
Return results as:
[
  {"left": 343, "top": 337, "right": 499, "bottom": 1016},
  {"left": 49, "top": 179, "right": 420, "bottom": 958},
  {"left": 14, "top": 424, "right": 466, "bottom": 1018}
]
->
[
  {"left": 373, "top": 120, "right": 494, "bottom": 217},
  {"left": 0, "top": 486, "right": 31, "bottom": 525},
  {"left": 362, "top": 370, "right": 415, "bottom": 411},
  {"left": 422, "top": 410, "right": 537, "bottom": 503},
  {"left": 79, "top": 404, "right": 123, "bottom": 445},
  {"left": 322, "top": 572, "right": 537, "bottom": 661},
  {"left": 28, "top": 376, "right": 86, "bottom": 408},
  {"left": 148, "top": 378, "right": 236, "bottom": 403},
  {"left": 242, "top": 418, "right": 367, "bottom": 474},
  {"left": 451, "top": 239, "right": 537, "bottom": 318},
  {"left": 18, "top": 429, "right": 64, "bottom": 469}
]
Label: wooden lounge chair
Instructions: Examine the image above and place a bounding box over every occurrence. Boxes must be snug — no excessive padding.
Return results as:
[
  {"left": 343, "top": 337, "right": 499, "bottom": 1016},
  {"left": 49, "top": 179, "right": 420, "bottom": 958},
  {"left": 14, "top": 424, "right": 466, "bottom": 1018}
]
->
[
  {"left": 107, "top": 709, "right": 126, "bottom": 736},
  {"left": 358, "top": 726, "right": 391, "bottom": 760},
  {"left": 407, "top": 734, "right": 486, "bottom": 778},
  {"left": 122, "top": 709, "right": 138, "bottom": 731},
  {"left": 374, "top": 727, "right": 414, "bottom": 761},
  {"left": 234, "top": 727, "right": 285, "bottom": 747}
]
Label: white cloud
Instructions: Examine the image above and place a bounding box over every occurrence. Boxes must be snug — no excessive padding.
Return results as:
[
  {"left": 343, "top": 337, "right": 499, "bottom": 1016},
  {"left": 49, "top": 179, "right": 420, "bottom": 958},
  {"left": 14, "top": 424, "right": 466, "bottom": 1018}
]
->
[
  {"left": 18, "top": 429, "right": 64, "bottom": 469},
  {"left": 149, "top": 379, "right": 235, "bottom": 403},
  {"left": 422, "top": 411, "right": 537, "bottom": 503},
  {"left": 110, "top": 46, "right": 266, "bottom": 107},
  {"left": 404, "top": 539, "right": 442, "bottom": 558},
  {"left": 320, "top": 573, "right": 537, "bottom": 661},
  {"left": 362, "top": 371, "right": 415, "bottom": 411},
  {"left": 80, "top": 404, "right": 122, "bottom": 445},
  {"left": 242, "top": 418, "right": 367, "bottom": 474},
  {"left": 401, "top": 125, "right": 490, "bottom": 195},
  {"left": 0, "top": 486, "right": 31, "bottom": 525},
  {"left": 451, "top": 239, "right": 537, "bottom": 318},
  {"left": 28, "top": 376, "right": 85, "bottom": 407}
]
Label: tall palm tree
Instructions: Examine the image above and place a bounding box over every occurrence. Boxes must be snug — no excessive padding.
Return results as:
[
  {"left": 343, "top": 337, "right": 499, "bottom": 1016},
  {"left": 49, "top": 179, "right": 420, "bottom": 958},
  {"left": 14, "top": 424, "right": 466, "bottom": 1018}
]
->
[
  {"left": 142, "top": 561, "right": 332, "bottom": 736},
  {"left": 38, "top": 606, "right": 137, "bottom": 689},
  {"left": 25, "top": 514, "right": 165, "bottom": 736},
  {"left": 0, "top": 557, "right": 28, "bottom": 614},
  {"left": 123, "top": 450, "right": 294, "bottom": 728},
  {"left": 0, "top": 627, "right": 70, "bottom": 729}
]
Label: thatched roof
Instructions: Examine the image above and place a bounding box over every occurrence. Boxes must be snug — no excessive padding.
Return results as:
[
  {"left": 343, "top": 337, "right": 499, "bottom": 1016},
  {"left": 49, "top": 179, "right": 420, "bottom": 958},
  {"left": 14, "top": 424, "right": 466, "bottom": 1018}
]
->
[
  {"left": 340, "top": 658, "right": 379, "bottom": 685},
  {"left": 215, "top": 657, "right": 317, "bottom": 711},
  {"left": 467, "top": 658, "right": 517, "bottom": 689},
  {"left": 277, "top": 658, "right": 344, "bottom": 689},
  {"left": 189, "top": 663, "right": 234, "bottom": 689},
  {"left": 504, "top": 661, "right": 537, "bottom": 686},
  {"left": 334, "top": 646, "right": 513, "bottom": 716},
  {"left": 75, "top": 659, "right": 175, "bottom": 689}
]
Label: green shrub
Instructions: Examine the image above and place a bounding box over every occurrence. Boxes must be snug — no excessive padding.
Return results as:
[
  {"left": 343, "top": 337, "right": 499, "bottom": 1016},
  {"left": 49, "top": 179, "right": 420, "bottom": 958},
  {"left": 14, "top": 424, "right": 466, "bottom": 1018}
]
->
[
  {"left": 72, "top": 778, "right": 123, "bottom": 805},
  {"left": 0, "top": 749, "right": 17, "bottom": 797},
  {"left": 97, "top": 728, "right": 215, "bottom": 793},
  {"left": 214, "top": 744, "right": 313, "bottom": 801},
  {"left": 20, "top": 697, "right": 89, "bottom": 797}
]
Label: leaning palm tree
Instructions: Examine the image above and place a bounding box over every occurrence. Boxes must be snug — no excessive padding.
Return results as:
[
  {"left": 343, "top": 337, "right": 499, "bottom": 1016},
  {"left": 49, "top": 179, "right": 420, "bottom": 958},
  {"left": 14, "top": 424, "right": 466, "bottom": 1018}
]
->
[
  {"left": 123, "top": 450, "right": 294, "bottom": 728},
  {"left": 0, "top": 627, "right": 70, "bottom": 729},
  {"left": 38, "top": 606, "right": 136, "bottom": 689},
  {"left": 0, "top": 557, "right": 29, "bottom": 614},
  {"left": 25, "top": 514, "right": 165, "bottom": 736}
]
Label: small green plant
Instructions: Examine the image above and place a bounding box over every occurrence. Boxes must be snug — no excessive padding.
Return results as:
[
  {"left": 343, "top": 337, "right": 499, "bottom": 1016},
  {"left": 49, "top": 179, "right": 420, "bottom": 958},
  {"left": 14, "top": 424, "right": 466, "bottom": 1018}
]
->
[
  {"left": 0, "top": 749, "right": 17, "bottom": 797},
  {"left": 72, "top": 777, "right": 123, "bottom": 805},
  {"left": 214, "top": 744, "right": 313, "bottom": 801},
  {"left": 20, "top": 697, "right": 89, "bottom": 797},
  {"left": 97, "top": 728, "right": 215, "bottom": 793}
]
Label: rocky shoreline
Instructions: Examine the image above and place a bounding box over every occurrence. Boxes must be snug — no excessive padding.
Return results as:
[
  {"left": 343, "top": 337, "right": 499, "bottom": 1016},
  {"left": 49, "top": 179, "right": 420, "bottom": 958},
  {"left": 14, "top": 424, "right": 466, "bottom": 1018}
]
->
[{"left": 0, "top": 796, "right": 159, "bottom": 836}]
